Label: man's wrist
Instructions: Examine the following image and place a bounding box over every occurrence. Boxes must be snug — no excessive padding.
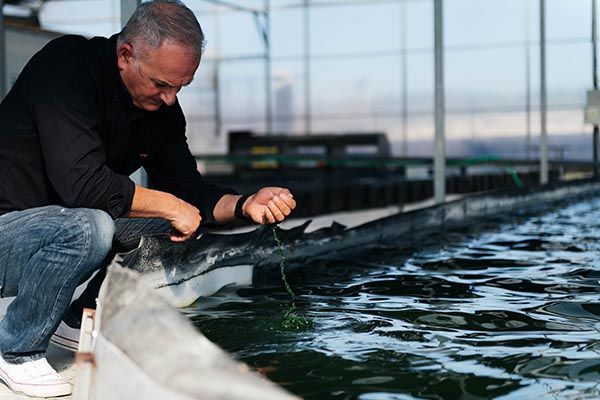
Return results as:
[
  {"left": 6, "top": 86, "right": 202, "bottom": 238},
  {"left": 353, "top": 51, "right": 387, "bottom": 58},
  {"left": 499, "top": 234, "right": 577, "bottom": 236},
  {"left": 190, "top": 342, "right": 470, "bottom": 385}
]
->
[
  {"left": 234, "top": 194, "right": 251, "bottom": 220},
  {"left": 164, "top": 192, "right": 186, "bottom": 222}
]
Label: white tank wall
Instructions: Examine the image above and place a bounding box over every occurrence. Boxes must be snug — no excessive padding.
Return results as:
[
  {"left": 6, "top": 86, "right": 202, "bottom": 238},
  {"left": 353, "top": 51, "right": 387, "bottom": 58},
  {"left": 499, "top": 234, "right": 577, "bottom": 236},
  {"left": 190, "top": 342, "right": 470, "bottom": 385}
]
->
[{"left": 84, "top": 264, "right": 297, "bottom": 400}]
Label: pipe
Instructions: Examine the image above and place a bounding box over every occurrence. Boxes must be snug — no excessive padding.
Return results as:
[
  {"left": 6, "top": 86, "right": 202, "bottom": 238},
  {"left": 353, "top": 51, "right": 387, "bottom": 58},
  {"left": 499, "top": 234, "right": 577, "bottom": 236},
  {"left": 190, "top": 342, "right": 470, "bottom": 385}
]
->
[
  {"left": 401, "top": 0, "right": 408, "bottom": 157},
  {"left": 434, "top": 0, "right": 446, "bottom": 203},
  {"left": 0, "top": 0, "right": 5, "bottom": 99},
  {"left": 304, "top": 0, "right": 311, "bottom": 134},
  {"left": 264, "top": 0, "right": 272, "bottom": 134},
  {"left": 525, "top": 0, "right": 532, "bottom": 160},
  {"left": 539, "top": 0, "right": 548, "bottom": 184},
  {"left": 592, "top": 0, "right": 599, "bottom": 177}
]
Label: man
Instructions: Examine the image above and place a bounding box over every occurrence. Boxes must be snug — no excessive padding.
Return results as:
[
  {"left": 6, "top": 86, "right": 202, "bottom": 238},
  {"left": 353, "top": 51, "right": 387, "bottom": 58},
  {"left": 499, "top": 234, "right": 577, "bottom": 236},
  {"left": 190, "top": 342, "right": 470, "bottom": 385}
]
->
[{"left": 0, "top": 0, "right": 296, "bottom": 397}]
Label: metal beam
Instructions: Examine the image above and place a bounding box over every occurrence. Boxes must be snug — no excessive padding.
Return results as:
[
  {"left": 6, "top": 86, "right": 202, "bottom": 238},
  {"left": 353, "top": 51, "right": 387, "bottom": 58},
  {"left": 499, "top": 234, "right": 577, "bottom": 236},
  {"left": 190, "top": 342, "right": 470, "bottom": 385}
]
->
[
  {"left": 539, "top": 0, "right": 548, "bottom": 184},
  {"left": 434, "top": 0, "right": 446, "bottom": 203},
  {"left": 214, "top": 8, "right": 223, "bottom": 137},
  {"left": 525, "top": 0, "right": 532, "bottom": 160},
  {"left": 0, "top": 0, "right": 5, "bottom": 99},
  {"left": 304, "top": 0, "right": 311, "bottom": 134},
  {"left": 593, "top": 0, "right": 599, "bottom": 177},
  {"left": 401, "top": 0, "right": 408, "bottom": 157},
  {"left": 264, "top": 0, "right": 272, "bottom": 134},
  {"left": 121, "top": 0, "right": 141, "bottom": 28}
]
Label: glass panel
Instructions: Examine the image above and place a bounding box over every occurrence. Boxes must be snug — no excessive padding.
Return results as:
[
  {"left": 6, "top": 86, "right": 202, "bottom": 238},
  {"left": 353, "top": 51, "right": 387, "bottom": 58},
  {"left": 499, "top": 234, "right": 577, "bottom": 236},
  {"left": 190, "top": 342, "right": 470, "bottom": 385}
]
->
[
  {"left": 215, "top": 11, "right": 265, "bottom": 58},
  {"left": 309, "top": 3, "right": 401, "bottom": 56},
  {"left": 29, "top": 0, "right": 592, "bottom": 160},
  {"left": 219, "top": 60, "right": 267, "bottom": 119},
  {"left": 310, "top": 56, "right": 401, "bottom": 115},
  {"left": 271, "top": 61, "right": 306, "bottom": 134},
  {"left": 446, "top": 47, "right": 527, "bottom": 110},
  {"left": 547, "top": 43, "right": 589, "bottom": 106},
  {"left": 271, "top": 7, "right": 304, "bottom": 58},
  {"left": 39, "top": 0, "right": 120, "bottom": 37},
  {"left": 547, "top": 0, "right": 590, "bottom": 40},
  {"left": 406, "top": 0, "right": 434, "bottom": 51},
  {"left": 407, "top": 52, "right": 434, "bottom": 113},
  {"left": 446, "top": 0, "right": 527, "bottom": 47}
]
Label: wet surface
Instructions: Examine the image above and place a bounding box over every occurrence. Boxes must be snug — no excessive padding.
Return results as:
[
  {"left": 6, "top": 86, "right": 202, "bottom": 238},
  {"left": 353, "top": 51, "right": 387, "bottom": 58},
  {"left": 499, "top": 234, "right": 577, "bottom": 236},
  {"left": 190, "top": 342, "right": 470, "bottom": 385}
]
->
[{"left": 184, "top": 196, "right": 600, "bottom": 399}]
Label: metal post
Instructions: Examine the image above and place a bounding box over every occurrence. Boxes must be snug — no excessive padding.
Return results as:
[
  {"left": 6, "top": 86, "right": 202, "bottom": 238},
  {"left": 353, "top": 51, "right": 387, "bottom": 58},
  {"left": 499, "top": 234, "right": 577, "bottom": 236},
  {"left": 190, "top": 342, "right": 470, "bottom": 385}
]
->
[
  {"left": 525, "top": 0, "right": 532, "bottom": 160},
  {"left": 539, "top": 0, "right": 548, "bottom": 184},
  {"left": 434, "top": 0, "right": 446, "bottom": 204},
  {"left": 213, "top": 62, "right": 222, "bottom": 137},
  {"left": 401, "top": 0, "right": 408, "bottom": 157},
  {"left": 120, "top": 0, "right": 141, "bottom": 28},
  {"left": 0, "top": 0, "right": 5, "bottom": 99},
  {"left": 304, "top": 0, "right": 311, "bottom": 134},
  {"left": 593, "top": 0, "right": 599, "bottom": 177},
  {"left": 214, "top": 7, "right": 222, "bottom": 137},
  {"left": 252, "top": 3, "right": 272, "bottom": 134},
  {"left": 264, "top": 0, "right": 272, "bottom": 134}
]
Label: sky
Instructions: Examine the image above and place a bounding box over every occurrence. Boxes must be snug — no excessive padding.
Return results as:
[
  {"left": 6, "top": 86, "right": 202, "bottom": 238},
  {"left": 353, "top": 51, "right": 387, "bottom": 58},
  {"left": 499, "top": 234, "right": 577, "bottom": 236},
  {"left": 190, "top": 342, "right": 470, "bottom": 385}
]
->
[{"left": 28, "top": 0, "right": 600, "bottom": 157}]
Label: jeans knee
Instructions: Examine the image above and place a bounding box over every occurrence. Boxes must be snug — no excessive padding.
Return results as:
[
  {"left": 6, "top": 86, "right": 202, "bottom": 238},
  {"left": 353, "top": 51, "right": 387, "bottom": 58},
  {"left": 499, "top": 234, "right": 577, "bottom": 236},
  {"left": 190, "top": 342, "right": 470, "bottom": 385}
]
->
[
  {"left": 59, "top": 208, "right": 115, "bottom": 266},
  {"left": 90, "top": 210, "right": 115, "bottom": 252},
  {"left": 83, "top": 209, "right": 115, "bottom": 260}
]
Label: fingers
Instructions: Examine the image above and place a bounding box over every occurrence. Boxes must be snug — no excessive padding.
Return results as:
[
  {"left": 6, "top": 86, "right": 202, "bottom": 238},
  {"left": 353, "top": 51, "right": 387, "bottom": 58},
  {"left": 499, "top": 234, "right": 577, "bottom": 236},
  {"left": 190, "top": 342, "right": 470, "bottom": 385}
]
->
[
  {"left": 273, "top": 187, "right": 294, "bottom": 199},
  {"left": 272, "top": 195, "right": 292, "bottom": 216},
  {"left": 267, "top": 200, "right": 285, "bottom": 222},
  {"left": 169, "top": 230, "right": 189, "bottom": 242},
  {"left": 169, "top": 207, "right": 201, "bottom": 242},
  {"left": 169, "top": 224, "right": 198, "bottom": 242},
  {"left": 278, "top": 192, "right": 296, "bottom": 211},
  {"left": 252, "top": 187, "right": 296, "bottom": 225},
  {"left": 262, "top": 207, "right": 276, "bottom": 225}
]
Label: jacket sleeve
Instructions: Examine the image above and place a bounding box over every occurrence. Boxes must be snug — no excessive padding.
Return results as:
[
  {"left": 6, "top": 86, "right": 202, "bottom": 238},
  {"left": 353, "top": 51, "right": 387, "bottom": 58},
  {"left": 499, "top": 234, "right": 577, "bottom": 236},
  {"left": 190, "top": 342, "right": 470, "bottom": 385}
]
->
[
  {"left": 29, "top": 46, "right": 135, "bottom": 219},
  {"left": 143, "top": 117, "right": 237, "bottom": 226}
]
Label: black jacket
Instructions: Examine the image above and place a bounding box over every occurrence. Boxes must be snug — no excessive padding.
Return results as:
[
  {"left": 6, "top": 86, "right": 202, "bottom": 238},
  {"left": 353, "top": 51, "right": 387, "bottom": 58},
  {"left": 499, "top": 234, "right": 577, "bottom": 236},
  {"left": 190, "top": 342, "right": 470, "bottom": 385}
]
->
[{"left": 0, "top": 34, "right": 234, "bottom": 223}]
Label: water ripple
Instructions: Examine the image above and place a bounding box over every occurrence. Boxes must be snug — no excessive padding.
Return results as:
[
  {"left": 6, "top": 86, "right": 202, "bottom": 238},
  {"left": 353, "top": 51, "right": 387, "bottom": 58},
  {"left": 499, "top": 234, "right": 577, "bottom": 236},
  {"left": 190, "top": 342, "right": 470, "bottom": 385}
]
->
[{"left": 187, "top": 194, "right": 600, "bottom": 399}]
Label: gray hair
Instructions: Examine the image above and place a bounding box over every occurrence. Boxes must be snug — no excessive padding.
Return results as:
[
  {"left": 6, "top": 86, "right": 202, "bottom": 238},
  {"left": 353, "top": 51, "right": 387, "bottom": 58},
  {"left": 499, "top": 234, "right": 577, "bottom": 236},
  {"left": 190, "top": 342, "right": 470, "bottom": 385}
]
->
[{"left": 118, "top": 0, "right": 205, "bottom": 60}]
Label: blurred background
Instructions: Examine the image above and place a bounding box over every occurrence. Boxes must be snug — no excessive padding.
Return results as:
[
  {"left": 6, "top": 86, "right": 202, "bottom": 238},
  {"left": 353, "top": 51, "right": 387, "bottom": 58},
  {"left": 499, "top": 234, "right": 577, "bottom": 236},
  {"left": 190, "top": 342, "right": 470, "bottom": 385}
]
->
[
  {"left": 3, "top": 0, "right": 599, "bottom": 217},
  {"left": 3, "top": 0, "right": 595, "bottom": 157}
]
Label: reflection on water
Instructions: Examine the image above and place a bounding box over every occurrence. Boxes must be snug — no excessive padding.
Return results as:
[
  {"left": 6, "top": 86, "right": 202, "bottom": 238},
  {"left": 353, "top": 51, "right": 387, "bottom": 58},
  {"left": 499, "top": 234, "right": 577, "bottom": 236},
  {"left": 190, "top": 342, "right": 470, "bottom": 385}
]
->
[{"left": 184, "top": 197, "right": 600, "bottom": 399}]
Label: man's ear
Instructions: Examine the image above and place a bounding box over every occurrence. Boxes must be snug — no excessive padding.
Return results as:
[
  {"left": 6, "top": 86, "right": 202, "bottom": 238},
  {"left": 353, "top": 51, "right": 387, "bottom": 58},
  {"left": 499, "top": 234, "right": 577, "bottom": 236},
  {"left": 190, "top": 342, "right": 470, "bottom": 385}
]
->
[{"left": 117, "top": 42, "right": 135, "bottom": 68}]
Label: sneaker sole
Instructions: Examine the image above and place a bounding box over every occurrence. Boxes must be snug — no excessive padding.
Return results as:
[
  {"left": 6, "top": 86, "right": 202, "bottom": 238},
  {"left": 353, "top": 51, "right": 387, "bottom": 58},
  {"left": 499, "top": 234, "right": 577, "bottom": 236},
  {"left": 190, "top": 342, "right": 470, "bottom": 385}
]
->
[
  {"left": 50, "top": 333, "right": 79, "bottom": 353},
  {"left": 0, "top": 364, "right": 72, "bottom": 398}
]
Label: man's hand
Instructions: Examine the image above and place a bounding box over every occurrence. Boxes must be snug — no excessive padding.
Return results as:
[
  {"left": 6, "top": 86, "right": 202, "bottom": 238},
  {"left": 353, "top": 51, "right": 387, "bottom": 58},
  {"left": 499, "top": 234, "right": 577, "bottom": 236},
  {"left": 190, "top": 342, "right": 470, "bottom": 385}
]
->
[
  {"left": 128, "top": 185, "right": 201, "bottom": 242},
  {"left": 168, "top": 199, "right": 202, "bottom": 242},
  {"left": 242, "top": 187, "right": 296, "bottom": 225}
]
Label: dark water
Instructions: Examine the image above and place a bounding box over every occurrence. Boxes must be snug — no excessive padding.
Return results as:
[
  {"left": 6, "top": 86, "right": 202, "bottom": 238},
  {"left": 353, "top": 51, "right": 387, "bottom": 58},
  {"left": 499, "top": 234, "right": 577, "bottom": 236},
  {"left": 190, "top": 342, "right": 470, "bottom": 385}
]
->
[{"left": 184, "top": 197, "right": 600, "bottom": 399}]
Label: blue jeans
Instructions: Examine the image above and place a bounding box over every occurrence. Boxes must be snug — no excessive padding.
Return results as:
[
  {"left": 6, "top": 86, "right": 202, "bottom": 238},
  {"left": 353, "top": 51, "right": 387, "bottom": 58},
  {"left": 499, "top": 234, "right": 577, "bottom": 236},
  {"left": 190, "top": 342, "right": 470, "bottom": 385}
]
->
[
  {"left": 0, "top": 206, "right": 170, "bottom": 363},
  {"left": 63, "top": 217, "right": 171, "bottom": 329}
]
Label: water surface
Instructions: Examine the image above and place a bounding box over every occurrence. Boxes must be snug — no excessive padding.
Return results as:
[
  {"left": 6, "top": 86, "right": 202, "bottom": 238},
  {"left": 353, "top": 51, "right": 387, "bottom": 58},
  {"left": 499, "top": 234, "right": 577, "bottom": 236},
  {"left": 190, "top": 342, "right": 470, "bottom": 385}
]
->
[{"left": 185, "top": 196, "right": 600, "bottom": 399}]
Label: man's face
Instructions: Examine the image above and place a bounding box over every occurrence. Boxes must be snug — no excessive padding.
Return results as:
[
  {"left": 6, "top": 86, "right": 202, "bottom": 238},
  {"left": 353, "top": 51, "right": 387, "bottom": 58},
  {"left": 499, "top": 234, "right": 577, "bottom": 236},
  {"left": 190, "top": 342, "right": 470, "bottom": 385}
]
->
[{"left": 117, "top": 40, "right": 199, "bottom": 111}]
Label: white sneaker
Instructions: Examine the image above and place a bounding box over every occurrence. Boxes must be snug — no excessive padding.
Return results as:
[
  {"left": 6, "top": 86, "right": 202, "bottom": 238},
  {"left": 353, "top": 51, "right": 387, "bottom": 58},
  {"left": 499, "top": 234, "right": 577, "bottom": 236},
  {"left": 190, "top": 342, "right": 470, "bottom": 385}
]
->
[
  {"left": 0, "top": 355, "right": 72, "bottom": 397},
  {"left": 50, "top": 321, "right": 80, "bottom": 353}
]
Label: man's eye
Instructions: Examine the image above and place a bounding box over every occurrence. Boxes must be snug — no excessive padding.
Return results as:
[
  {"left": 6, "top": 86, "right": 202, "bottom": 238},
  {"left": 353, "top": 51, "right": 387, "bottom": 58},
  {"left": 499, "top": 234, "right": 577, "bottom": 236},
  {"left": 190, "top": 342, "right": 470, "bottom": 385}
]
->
[{"left": 153, "top": 81, "right": 167, "bottom": 88}]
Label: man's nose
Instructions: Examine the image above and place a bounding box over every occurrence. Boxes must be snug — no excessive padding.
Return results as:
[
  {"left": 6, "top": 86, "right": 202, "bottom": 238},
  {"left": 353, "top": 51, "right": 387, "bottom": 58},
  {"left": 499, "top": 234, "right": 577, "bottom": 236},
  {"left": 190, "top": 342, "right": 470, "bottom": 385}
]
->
[{"left": 160, "top": 88, "right": 178, "bottom": 106}]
